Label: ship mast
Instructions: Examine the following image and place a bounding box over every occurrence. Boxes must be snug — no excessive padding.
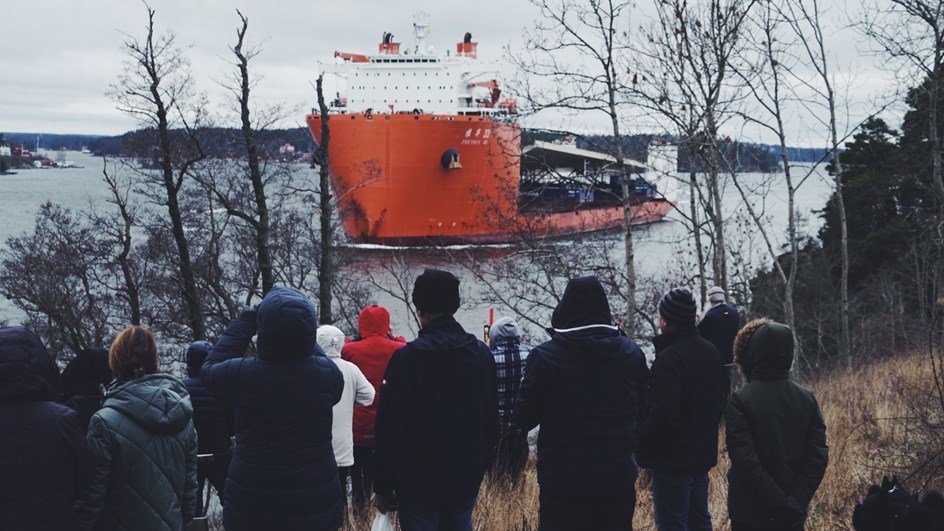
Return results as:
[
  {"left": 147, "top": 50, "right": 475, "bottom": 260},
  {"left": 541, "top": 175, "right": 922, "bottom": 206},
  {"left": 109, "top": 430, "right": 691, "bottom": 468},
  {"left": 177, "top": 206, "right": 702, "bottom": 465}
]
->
[{"left": 411, "top": 12, "right": 431, "bottom": 56}]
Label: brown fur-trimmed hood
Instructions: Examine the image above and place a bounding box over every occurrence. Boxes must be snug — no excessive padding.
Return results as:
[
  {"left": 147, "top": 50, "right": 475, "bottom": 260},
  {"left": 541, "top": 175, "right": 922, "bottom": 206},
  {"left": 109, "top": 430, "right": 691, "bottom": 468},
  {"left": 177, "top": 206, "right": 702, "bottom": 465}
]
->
[{"left": 734, "top": 318, "right": 793, "bottom": 382}]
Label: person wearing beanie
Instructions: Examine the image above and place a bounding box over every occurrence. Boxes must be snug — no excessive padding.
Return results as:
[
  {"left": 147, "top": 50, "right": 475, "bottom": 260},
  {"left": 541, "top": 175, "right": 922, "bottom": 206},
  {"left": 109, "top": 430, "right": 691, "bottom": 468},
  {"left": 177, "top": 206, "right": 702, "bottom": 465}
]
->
[
  {"left": 372, "top": 269, "right": 498, "bottom": 530},
  {"left": 638, "top": 287, "right": 724, "bottom": 531},
  {"left": 201, "top": 286, "right": 345, "bottom": 531},
  {"left": 317, "top": 325, "right": 375, "bottom": 510},
  {"left": 340, "top": 304, "right": 406, "bottom": 513},
  {"left": 698, "top": 286, "right": 741, "bottom": 404},
  {"left": 488, "top": 316, "right": 530, "bottom": 484},
  {"left": 726, "top": 320, "right": 827, "bottom": 531},
  {"left": 516, "top": 276, "right": 649, "bottom": 531},
  {"left": 182, "top": 341, "right": 234, "bottom": 515}
]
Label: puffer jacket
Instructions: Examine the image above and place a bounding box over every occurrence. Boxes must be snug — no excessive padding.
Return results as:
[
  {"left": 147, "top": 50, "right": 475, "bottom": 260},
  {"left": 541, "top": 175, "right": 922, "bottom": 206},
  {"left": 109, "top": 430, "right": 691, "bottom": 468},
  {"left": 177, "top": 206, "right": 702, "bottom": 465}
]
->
[
  {"left": 183, "top": 341, "right": 233, "bottom": 455},
  {"left": 341, "top": 305, "right": 406, "bottom": 447},
  {"left": 516, "top": 276, "right": 649, "bottom": 499},
  {"left": 202, "top": 286, "right": 345, "bottom": 531},
  {"left": 726, "top": 320, "right": 828, "bottom": 527},
  {"left": 0, "top": 326, "right": 89, "bottom": 531},
  {"left": 77, "top": 373, "right": 198, "bottom": 531}
]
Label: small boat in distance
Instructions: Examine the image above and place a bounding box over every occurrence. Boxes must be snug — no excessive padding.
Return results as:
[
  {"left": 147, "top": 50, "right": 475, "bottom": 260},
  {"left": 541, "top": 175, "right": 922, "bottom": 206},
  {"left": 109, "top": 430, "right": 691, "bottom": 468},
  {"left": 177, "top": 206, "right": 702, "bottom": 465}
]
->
[{"left": 306, "top": 17, "right": 674, "bottom": 245}]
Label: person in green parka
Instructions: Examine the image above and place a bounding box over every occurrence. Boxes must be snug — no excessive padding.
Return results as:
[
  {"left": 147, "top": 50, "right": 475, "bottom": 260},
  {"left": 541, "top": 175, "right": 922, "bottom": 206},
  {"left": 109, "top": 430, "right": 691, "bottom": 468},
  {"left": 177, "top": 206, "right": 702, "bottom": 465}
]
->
[
  {"left": 76, "top": 326, "right": 199, "bottom": 531},
  {"left": 726, "top": 319, "right": 828, "bottom": 531}
]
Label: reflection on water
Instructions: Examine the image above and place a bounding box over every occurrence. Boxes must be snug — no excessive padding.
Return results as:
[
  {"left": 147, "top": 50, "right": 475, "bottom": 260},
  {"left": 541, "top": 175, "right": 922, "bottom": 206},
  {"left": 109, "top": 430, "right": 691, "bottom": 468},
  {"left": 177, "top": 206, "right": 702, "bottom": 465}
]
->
[{"left": 0, "top": 153, "right": 833, "bottom": 349}]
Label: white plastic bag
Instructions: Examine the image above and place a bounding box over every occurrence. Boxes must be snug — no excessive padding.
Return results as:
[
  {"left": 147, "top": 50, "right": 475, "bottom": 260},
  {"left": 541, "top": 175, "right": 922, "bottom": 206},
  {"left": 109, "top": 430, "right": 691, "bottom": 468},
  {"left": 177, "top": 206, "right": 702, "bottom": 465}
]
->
[{"left": 370, "top": 511, "right": 394, "bottom": 531}]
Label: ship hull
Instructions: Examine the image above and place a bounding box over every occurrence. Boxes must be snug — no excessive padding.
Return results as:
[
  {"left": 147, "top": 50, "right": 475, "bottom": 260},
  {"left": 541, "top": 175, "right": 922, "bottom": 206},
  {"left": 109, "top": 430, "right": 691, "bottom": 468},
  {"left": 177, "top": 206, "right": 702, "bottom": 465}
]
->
[{"left": 306, "top": 113, "right": 672, "bottom": 245}]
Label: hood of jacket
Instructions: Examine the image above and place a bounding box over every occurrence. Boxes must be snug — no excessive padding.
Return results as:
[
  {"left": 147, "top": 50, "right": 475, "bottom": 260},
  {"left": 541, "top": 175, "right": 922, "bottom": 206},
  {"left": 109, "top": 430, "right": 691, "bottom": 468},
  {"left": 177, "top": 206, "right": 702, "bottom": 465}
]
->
[
  {"left": 185, "top": 341, "right": 212, "bottom": 377},
  {"left": 104, "top": 373, "right": 193, "bottom": 434},
  {"left": 489, "top": 316, "right": 520, "bottom": 349},
  {"left": 551, "top": 326, "right": 631, "bottom": 364},
  {"left": 256, "top": 286, "right": 319, "bottom": 360},
  {"left": 551, "top": 276, "right": 613, "bottom": 330},
  {"left": 358, "top": 305, "right": 391, "bottom": 339},
  {"left": 61, "top": 347, "right": 111, "bottom": 400},
  {"left": 734, "top": 319, "right": 793, "bottom": 382},
  {"left": 317, "top": 325, "right": 345, "bottom": 359},
  {"left": 0, "top": 326, "right": 60, "bottom": 402}
]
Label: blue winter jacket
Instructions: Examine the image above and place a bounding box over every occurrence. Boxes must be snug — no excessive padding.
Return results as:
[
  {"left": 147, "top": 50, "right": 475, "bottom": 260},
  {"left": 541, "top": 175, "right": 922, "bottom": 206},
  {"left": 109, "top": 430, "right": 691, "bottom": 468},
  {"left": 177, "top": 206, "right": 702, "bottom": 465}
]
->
[
  {"left": 0, "top": 326, "right": 89, "bottom": 531},
  {"left": 202, "top": 286, "right": 344, "bottom": 531}
]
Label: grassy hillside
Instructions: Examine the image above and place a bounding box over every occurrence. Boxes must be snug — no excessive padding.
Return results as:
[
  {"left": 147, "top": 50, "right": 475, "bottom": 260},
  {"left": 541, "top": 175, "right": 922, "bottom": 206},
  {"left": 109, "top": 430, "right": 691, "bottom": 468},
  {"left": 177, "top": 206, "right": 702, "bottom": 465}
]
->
[{"left": 335, "top": 351, "right": 943, "bottom": 530}]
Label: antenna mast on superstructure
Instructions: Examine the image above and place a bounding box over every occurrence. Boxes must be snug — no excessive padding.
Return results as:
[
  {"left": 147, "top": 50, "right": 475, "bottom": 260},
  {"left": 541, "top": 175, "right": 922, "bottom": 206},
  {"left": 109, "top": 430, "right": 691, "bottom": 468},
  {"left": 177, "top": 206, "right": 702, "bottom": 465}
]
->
[{"left": 412, "top": 12, "right": 431, "bottom": 55}]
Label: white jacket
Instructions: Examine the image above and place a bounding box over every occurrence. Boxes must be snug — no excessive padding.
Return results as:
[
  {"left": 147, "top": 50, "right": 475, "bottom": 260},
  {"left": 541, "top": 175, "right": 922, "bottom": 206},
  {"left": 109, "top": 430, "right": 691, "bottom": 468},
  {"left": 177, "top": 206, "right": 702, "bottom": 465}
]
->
[{"left": 318, "top": 326, "right": 375, "bottom": 467}]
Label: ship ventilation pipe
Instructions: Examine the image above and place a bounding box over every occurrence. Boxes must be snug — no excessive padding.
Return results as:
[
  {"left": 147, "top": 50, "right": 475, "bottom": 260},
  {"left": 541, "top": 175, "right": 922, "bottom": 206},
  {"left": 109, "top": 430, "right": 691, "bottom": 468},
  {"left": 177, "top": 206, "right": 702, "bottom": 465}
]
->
[{"left": 441, "top": 148, "right": 462, "bottom": 170}]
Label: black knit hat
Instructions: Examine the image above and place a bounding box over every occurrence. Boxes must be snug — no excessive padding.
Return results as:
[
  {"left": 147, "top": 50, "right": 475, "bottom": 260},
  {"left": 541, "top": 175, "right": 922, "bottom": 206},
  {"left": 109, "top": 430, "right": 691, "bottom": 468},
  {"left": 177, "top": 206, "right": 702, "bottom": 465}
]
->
[
  {"left": 412, "top": 269, "right": 461, "bottom": 315},
  {"left": 659, "top": 287, "right": 697, "bottom": 326}
]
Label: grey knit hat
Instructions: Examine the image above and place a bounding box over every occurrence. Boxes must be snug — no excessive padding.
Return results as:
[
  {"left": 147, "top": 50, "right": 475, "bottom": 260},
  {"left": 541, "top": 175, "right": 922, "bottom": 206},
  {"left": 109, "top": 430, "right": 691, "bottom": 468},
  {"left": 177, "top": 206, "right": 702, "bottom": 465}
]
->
[{"left": 659, "top": 287, "right": 697, "bottom": 326}]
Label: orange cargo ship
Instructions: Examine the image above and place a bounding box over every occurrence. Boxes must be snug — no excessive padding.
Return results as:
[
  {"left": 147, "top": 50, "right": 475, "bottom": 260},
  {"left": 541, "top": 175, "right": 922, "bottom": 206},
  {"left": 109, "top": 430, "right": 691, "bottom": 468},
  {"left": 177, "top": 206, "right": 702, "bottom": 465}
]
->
[{"left": 306, "top": 19, "right": 674, "bottom": 245}]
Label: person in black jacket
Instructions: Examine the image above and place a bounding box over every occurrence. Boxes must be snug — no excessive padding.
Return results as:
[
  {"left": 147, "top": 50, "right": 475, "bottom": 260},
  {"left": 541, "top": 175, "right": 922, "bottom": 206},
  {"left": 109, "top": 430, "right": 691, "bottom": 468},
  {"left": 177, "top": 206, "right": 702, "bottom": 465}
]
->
[
  {"left": 201, "top": 286, "right": 345, "bottom": 531},
  {"left": 638, "top": 287, "right": 723, "bottom": 531},
  {"left": 726, "top": 319, "right": 827, "bottom": 531},
  {"left": 61, "top": 347, "right": 112, "bottom": 431},
  {"left": 372, "top": 269, "right": 498, "bottom": 531},
  {"left": 183, "top": 340, "right": 234, "bottom": 515},
  {"left": 517, "top": 276, "right": 649, "bottom": 531},
  {"left": 697, "top": 286, "right": 740, "bottom": 402},
  {"left": 0, "top": 326, "right": 89, "bottom": 531}
]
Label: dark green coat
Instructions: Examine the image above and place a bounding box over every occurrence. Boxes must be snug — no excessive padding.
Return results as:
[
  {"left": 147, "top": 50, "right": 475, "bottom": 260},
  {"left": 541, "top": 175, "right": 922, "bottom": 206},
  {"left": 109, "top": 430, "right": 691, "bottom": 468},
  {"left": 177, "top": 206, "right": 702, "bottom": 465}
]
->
[
  {"left": 77, "top": 374, "right": 198, "bottom": 531},
  {"left": 725, "top": 321, "right": 828, "bottom": 527}
]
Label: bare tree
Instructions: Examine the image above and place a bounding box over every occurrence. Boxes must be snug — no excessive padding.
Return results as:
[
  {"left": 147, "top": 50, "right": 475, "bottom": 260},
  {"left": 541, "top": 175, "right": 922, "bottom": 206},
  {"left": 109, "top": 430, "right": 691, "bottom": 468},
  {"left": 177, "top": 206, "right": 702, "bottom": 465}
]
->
[
  {"left": 315, "top": 74, "right": 335, "bottom": 324},
  {"left": 231, "top": 10, "right": 273, "bottom": 294},
  {"left": 510, "top": 0, "right": 640, "bottom": 333},
  {"left": 783, "top": 0, "right": 852, "bottom": 361},
  {"left": 111, "top": 4, "right": 207, "bottom": 339},
  {"left": 629, "top": 0, "right": 756, "bottom": 299}
]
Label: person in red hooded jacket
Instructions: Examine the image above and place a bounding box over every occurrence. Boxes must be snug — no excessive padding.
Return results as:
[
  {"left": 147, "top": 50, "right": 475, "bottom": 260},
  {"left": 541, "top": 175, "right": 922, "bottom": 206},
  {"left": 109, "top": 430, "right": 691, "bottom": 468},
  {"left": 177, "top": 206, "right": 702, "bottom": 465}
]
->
[{"left": 341, "top": 304, "right": 406, "bottom": 512}]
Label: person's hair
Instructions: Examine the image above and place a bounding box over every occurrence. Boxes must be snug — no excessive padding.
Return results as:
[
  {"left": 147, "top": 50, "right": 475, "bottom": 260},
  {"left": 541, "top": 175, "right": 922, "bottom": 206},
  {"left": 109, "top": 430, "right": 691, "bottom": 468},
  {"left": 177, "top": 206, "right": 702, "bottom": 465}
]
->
[{"left": 109, "top": 326, "right": 159, "bottom": 382}]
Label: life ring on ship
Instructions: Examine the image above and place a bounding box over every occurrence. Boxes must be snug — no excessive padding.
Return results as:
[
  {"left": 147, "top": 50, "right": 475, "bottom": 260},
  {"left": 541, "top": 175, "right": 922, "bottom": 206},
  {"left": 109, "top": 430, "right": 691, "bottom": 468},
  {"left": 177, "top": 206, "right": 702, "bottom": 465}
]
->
[{"left": 441, "top": 148, "right": 462, "bottom": 170}]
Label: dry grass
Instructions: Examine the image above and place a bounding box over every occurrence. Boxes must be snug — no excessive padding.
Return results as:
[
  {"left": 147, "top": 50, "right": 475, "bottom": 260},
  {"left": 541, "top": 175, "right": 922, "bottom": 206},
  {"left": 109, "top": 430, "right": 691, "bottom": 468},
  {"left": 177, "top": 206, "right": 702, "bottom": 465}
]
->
[{"left": 214, "top": 351, "right": 944, "bottom": 530}]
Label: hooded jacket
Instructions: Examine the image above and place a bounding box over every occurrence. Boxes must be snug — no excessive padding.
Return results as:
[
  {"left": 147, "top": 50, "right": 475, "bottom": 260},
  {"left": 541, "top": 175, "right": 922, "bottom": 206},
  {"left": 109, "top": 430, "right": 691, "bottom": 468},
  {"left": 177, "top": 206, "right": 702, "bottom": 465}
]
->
[
  {"left": 372, "top": 314, "right": 498, "bottom": 509},
  {"left": 61, "top": 347, "right": 112, "bottom": 431},
  {"left": 0, "top": 326, "right": 89, "bottom": 531},
  {"left": 201, "top": 286, "right": 345, "bottom": 531},
  {"left": 516, "top": 276, "right": 649, "bottom": 498},
  {"left": 76, "top": 373, "right": 198, "bottom": 531},
  {"left": 341, "top": 305, "right": 406, "bottom": 447},
  {"left": 726, "top": 320, "right": 828, "bottom": 526},
  {"left": 637, "top": 324, "right": 723, "bottom": 473},
  {"left": 317, "top": 325, "right": 375, "bottom": 467},
  {"left": 182, "top": 341, "right": 233, "bottom": 455}
]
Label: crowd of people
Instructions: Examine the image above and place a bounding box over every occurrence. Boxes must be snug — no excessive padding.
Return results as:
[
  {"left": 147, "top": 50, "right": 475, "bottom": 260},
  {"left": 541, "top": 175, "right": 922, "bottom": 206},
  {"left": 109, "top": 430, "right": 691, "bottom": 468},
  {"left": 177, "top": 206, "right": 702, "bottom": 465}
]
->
[{"left": 0, "top": 268, "right": 829, "bottom": 531}]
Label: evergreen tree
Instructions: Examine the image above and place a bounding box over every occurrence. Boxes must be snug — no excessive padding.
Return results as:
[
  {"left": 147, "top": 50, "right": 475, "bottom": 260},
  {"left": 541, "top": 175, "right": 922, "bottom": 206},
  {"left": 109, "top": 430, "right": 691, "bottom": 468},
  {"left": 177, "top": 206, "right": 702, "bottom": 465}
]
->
[{"left": 820, "top": 117, "right": 909, "bottom": 289}]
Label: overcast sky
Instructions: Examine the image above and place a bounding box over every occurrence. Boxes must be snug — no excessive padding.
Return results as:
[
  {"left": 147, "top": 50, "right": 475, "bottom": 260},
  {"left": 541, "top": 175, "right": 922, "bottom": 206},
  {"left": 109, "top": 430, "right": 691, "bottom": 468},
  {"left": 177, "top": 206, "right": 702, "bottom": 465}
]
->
[{"left": 0, "top": 0, "right": 903, "bottom": 145}]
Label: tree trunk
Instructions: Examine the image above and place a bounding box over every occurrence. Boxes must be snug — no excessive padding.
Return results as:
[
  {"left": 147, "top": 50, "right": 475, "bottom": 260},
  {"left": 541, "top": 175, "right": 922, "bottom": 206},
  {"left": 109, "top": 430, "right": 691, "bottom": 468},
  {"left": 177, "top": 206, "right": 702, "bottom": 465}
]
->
[
  {"left": 316, "top": 75, "right": 334, "bottom": 324},
  {"left": 154, "top": 80, "right": 205, "bottom": 341},
  {"left": 608, "top": 67, "right": 636, "bottom": 335},
  {"left": 234, "top": 13, "right": 273, "bottom": 295},
  {"left": 688, "top": 145, "right": 708, "bottom": 305}
]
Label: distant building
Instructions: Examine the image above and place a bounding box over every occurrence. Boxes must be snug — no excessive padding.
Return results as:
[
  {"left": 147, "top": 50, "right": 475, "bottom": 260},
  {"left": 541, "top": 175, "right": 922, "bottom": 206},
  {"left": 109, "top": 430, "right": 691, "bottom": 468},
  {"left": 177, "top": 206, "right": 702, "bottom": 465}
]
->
[
  {"left": 279, "top": 143, "right": 296, "bottom": 155},
  {"left": 0, "top": 146, "right": 10, "bottom": 157}
]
